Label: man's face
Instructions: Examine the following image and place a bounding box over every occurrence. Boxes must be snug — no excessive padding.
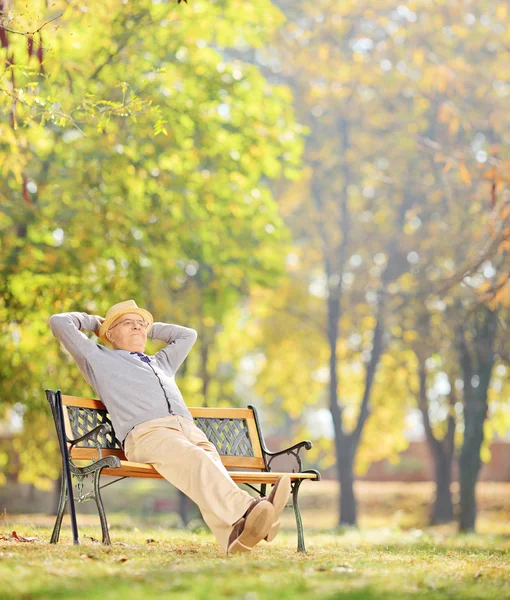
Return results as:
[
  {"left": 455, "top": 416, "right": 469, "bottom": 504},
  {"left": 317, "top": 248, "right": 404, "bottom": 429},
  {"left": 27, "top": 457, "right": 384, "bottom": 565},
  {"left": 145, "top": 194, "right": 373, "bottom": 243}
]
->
[{"left": 105, "top": 312, "right": 148, "bottom": 352}]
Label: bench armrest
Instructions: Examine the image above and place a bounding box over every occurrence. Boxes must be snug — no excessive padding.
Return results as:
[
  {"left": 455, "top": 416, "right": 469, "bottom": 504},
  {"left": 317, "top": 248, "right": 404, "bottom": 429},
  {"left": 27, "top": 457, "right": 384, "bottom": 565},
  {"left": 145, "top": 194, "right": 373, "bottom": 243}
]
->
[
  {"left": 264, "top": 440, "right": 313, "bottom": 473},
  {"left": 68, "top": 423, "right": 111, "bottom": 460},
  {"left": 248, "top": 404, "right": 314, "bottom": 473},
  {"left": 264, "top": 440, "right": 313, "bottom": 457}
]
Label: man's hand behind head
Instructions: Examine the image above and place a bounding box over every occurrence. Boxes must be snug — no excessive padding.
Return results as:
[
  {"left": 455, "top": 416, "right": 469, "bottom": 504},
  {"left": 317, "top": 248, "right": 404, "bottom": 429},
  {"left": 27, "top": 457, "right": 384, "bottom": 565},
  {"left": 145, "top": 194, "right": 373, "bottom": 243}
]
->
[{"left": 93, "top": 316, "right": 105, "bottom": 338}]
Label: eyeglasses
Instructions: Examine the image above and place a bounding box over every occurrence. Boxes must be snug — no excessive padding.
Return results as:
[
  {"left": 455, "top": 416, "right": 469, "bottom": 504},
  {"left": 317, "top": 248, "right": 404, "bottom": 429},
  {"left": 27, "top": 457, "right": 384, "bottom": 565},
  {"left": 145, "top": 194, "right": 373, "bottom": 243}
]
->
[{"left": 110, "top": 319, "right": 149, "bottom": 330}]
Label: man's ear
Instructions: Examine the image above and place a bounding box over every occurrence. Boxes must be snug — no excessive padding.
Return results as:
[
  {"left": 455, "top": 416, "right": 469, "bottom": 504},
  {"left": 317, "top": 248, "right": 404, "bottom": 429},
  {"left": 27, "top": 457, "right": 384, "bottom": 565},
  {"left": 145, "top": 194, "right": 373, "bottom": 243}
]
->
[{"left": 106, "top": 330, "right": 113, "bottom": 342}]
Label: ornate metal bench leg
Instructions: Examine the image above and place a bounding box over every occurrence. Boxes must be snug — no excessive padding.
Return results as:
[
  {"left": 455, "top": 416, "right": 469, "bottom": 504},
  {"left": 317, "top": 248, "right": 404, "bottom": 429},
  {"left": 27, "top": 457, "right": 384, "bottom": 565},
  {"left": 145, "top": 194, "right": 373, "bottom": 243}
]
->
[
  {"left": 93, "top": 469, "right": 111, "bottom": 545},
  {"left": 50, "top": 472, "right": 68, "bottom": 544},
  {"left": 261, "top": 484, "right": 267, "bottom": 497},
  {"left": 292, "top": 479, "right": 306, "bottom": 553}
]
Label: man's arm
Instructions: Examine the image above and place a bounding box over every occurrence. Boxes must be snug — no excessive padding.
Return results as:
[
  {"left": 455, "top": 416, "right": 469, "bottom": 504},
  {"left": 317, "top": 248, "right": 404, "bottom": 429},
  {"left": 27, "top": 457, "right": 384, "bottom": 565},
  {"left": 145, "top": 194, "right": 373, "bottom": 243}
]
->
[
  {"left": 49, "top": 312, "right": 102, "bottom": 368},
  {"left": 150, "top": 322, "right": 197, "bottom": 376}
]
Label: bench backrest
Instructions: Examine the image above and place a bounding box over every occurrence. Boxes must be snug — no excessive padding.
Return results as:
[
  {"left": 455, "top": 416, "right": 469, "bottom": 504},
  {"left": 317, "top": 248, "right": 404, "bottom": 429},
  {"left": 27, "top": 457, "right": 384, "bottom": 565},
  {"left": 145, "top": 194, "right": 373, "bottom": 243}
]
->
[{"left": 56, "top": 394, "right": 266, "bottom": 471}]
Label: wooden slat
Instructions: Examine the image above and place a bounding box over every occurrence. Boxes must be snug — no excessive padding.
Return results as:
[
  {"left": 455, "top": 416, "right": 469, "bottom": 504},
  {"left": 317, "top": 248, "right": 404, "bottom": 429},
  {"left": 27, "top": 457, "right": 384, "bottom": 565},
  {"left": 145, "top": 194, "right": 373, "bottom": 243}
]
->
[
  {"left": 61, "top": 396, "right": 106, "bottom": 410},
  {"left": 114, "top": 460, "right": 156, "bottom": 472},
  {"left": 100, "top": 460, "right": 162, "bottom": 479},
  {"left": 62, "top": 396, "right": 257, "bottom": 422},
  {"left": 218, "top": 456, "right": 264, "bottom": 469},
  {"left": 189, "top": 407, "right": 255, "bottom": 419},
  {"left": 246, "top": 417, "right": 263, "bottom": 459},
  {"left": 230, "top": 472, "right": 319, "bottom": 484},
  {"left": 62, "top": 405, "right": 73, "bottom": 448},
  {"left": 99, "top": 461, "right": 319, "bottom": 483},
  {"left": 71, "top": 448, "right": 125, "bottom": 460},
  {"left": 102, "top": 470, "right": 164, "bottom": 478}
]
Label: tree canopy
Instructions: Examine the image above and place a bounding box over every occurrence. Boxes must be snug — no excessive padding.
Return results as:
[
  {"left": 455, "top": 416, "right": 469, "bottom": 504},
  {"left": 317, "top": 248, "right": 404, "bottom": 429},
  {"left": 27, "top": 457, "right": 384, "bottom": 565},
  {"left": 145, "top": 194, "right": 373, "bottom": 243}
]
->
[{"left": 0, "top": 0, "right": 303, "bottom": 487}]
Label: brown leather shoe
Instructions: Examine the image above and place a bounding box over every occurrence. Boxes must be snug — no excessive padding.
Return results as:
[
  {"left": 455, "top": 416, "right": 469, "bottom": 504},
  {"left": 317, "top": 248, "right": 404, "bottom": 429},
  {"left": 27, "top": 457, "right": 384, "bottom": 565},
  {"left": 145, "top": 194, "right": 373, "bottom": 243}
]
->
[
  {"left": 264, "top": 475, "right": 291, "bottom": 542},
  {"left": 227, "top": 499, "right": 275, "bottom": 555}
]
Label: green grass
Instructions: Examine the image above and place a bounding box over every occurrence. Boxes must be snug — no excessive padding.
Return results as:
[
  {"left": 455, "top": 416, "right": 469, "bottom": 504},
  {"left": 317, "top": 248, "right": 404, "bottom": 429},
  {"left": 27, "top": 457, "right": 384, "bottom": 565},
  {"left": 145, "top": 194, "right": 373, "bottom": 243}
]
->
[
  {"left": 0, "top": 526, "right": 508, "bottom": 599},
  {"left": 1, "top": 482, "right": 509, "bottom": 598}
]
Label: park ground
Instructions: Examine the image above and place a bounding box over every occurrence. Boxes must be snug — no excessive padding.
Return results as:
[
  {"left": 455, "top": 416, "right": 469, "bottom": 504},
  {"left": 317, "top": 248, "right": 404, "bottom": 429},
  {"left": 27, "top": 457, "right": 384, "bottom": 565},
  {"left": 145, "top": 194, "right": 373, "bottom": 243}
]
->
[{"left": 0, "top": 481, "right": 508, "bottom": 599}]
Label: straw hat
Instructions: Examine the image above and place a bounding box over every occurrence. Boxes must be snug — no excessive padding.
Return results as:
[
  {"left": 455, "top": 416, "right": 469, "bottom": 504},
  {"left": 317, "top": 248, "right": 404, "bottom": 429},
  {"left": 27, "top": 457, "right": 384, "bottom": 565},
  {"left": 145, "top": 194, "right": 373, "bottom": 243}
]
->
[{"left": 99, "top": 300, "right": 153, "bottom": 345}]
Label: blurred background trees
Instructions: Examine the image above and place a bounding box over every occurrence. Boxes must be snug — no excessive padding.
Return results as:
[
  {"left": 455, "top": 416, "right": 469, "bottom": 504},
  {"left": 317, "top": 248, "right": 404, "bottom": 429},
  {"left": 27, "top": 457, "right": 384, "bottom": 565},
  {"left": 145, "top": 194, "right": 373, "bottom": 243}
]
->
[
  {"left": 1, "top": 0, "right": 509, "bottom": 533},
  {"left": 245, "top": 0, "right": 510, "bottom": 532}
]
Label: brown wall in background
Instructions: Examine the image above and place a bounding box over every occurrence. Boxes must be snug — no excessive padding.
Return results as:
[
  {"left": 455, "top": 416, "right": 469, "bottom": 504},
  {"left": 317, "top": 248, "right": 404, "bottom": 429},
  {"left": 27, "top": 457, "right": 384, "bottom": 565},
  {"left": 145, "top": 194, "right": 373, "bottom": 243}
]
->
[
  {"left": 266, "top": 437, "right": 510, "bottom": 482},
  {"left": 357, "top": 441, "right": 510, "bottom": 483}
]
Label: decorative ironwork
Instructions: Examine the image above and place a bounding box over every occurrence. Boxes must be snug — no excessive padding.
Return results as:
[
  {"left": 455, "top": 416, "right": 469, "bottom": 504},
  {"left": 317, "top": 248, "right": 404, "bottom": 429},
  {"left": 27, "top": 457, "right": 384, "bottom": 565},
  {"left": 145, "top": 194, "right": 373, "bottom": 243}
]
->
[
  {"left": 45, "top": 390, "right": 120, "bottom": 546},
  {"left": 266, "top": 441, "right": 313, "bottom": 473},
  {"left": 247, "top": 404, "right": 314, "bottom": 474},
  {"left": 66, "top": 409, "right": 256, "bottom": 458},
  {"left": 76, "top": 475, "right": 86, "bottom": 502},
  {"left": 194, "top": 417, "right": 254, "bottom": 457},
  {"left": 67, "top": 407, "right": 122, "bottom": 449}
]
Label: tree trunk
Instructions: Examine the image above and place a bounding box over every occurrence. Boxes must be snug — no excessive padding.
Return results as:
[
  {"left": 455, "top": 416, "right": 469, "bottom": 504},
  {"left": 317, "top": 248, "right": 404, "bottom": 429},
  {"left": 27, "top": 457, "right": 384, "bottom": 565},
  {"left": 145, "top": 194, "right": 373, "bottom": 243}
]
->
[
  {"left": 326, "top": 283, "right": 386, "bottom": 526},
  {"left": 458, "top": 389, "right": 488, "bottom": 531},
  {"left": 430, "top": 449, "right": 454, "bottom": 524},
  {"left": 327, "top": 294, "right": 386, "bottom": 527},
  {"left": 319, "top": 117, "right": 387, "bottom": 528},
  {"left": 326, "top": 293, "right": 350, "bottom": 526},
  {"left": 457, "top": 308, "right": 497, "bottom": 532},
  {"left": 417, "top": 355, "right": 456, "bottom": 524},
  {"left": 459, "top": 447, "right": 480, "bottom": 531},
  {"left": 337, "top": 436, "right": 357, "bottom": 526}
]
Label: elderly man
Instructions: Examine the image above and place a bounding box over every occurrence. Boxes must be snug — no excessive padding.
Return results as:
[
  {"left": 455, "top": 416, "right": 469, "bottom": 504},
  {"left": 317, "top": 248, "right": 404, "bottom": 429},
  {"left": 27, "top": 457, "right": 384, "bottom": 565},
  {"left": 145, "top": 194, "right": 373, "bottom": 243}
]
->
[{"left": 49, "top": 299, "right": 290, "bottom": 554}]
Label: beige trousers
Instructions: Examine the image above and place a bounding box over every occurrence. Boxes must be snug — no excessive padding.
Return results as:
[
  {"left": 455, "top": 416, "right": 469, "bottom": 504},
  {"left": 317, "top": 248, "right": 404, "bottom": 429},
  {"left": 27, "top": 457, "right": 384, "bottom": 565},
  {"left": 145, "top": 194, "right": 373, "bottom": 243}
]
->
[{"left": 124, "top": 414, "right": 254, "bottom": 550}]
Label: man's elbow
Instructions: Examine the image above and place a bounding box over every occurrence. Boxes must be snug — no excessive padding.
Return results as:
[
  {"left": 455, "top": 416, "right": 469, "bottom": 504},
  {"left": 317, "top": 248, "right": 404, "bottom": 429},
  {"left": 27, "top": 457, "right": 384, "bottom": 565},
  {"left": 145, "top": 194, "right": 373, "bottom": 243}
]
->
[
  {"left": 49, "top": 314, "right": 63, "bottom": 334},
  {"left": 49, "top": 313, "right": 70, "bottom": 336}
]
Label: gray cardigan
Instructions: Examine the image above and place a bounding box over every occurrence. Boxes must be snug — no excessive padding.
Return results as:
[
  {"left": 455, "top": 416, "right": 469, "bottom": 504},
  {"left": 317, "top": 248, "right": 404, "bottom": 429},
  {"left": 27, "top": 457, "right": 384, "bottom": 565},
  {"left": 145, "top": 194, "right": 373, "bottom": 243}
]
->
[{"left": 49, "top": 312, "right": 197, "bottom": 443}]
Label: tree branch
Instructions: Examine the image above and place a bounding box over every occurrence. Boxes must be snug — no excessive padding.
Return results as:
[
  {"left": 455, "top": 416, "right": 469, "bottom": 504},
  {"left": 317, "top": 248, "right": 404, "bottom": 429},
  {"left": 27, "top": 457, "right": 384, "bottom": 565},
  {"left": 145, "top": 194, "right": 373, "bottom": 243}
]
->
[
  {"left": 0, "top": 13, "right": 63, "bottom": 36},
  {"left": 351, "top": 302, "right": 385, "bottom": 446},
  {"left": 416, "top": 353, "right": 441, "bottom": 453}
]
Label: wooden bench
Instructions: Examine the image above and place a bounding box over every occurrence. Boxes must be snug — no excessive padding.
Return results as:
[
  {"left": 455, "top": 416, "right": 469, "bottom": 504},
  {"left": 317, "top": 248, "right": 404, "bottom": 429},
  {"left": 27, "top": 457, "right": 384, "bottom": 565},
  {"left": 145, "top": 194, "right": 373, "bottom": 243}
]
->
[{"left": 46, "top": 389, "right": 320, "bottom": 552}]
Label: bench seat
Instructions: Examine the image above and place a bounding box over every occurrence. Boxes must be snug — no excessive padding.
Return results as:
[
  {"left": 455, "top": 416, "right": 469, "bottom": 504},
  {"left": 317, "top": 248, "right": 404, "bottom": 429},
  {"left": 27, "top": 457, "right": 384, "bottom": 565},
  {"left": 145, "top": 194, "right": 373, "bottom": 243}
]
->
[{"left": 100, "top": 461, "right": 319, "bottom": 484}]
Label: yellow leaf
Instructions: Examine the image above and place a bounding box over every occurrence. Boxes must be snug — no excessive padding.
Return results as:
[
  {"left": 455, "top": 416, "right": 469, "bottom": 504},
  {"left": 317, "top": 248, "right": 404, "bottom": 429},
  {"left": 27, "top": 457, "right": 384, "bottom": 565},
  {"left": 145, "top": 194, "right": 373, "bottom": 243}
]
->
[
  {"left": 443, "top": 161, "right": 453, "bottom": 174},
  {"left": 413, "top": 50, "right": 425, "bottom": 66},
  {"left": 494, "top": 280, "right": 510, "bottom": 307},
  {"left": 496, "top": 4, "right": 508, "bottom": 20},
  {"left": 448, "top": 116, "right": 460, "bottom": 135},
  {"left": 459, "top": 163, "right": 471, "bottom": 185},
  {"left": 403, "top": 330, "right": 418, "bottom": 342},
  {"left": 318, "top": 45, "right": 329, "bottom": 60}
]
